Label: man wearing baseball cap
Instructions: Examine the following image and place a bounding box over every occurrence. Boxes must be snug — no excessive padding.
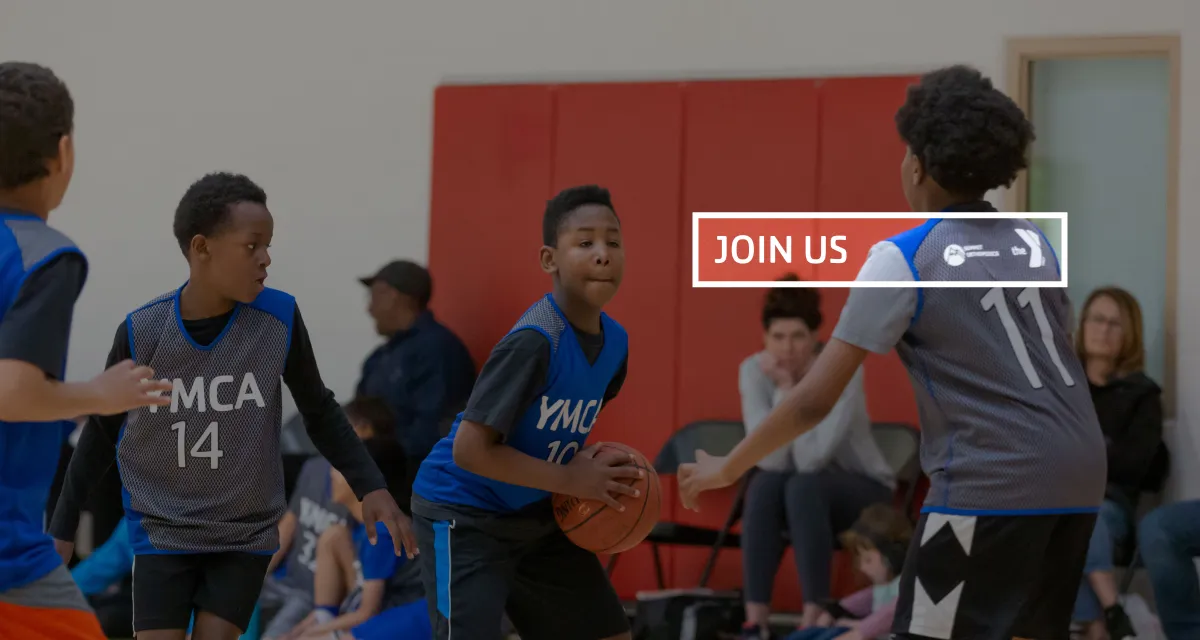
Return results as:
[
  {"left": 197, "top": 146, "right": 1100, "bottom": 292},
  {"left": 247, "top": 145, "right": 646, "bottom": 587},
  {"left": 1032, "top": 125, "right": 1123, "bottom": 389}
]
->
[{"left": 357, "top": 260, "right": 476, "bottom": 468}]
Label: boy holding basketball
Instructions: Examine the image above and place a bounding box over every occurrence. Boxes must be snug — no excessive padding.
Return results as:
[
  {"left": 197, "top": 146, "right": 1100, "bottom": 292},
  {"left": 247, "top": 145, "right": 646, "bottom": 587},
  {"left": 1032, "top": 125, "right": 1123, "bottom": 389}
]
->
[{"left": 411, "top": 185, "right": 639, "bottom": 640}]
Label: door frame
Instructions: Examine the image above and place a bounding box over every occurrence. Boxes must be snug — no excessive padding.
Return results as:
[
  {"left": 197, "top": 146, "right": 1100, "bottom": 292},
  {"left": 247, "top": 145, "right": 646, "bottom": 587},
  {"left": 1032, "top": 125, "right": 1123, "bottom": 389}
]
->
[{"left": 1005, "top": 35, "right": 1180, "bottom": 417}]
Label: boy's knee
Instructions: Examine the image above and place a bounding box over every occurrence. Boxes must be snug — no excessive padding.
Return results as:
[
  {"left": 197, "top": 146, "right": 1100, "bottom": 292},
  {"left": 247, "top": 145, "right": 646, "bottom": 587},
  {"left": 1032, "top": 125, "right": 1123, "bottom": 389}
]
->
[{"left": 317, "top": 522, "right": 352, "bottom": 552}]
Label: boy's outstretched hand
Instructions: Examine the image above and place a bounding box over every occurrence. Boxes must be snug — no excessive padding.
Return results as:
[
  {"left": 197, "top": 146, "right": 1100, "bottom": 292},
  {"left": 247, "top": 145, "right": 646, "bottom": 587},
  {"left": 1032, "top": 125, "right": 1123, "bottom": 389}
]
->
[
  {"left": 677, "top": 450, "right": 734, "bottom": 512},
  {"left": 361, "top": 489, "right": 418, "bottom": 559},
  {"left": 87, "top": 359, "right": 173, "bottom": 415},
  {"left": 563, "top": 443, "right": 644, "bottom": 512}
]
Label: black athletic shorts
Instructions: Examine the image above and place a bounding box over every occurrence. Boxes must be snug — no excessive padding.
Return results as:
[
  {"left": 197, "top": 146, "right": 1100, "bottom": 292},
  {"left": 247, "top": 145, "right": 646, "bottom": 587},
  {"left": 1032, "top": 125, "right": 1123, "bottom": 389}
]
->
[
  {"left": 891, "top": 511, "right": 1096, "bottom": 640},
  {"left": 132, "top": 552, "right": 272, "bottom": 633},
  {"left": 412, "top": 495, "right": 630, "bottom": 640}
]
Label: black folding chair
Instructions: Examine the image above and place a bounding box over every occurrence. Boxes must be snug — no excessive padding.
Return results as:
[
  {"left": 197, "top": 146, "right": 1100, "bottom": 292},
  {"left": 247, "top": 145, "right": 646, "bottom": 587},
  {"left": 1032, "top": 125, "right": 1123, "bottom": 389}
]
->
[
  {"left": 607, "top": 420, "right": 923, "bottom": 589},
  {"left": 869, "top": 422, "right": 922, "bottom": 522},
  {"left": 606, "top": 420, "right": 747, "bottom": 589}
]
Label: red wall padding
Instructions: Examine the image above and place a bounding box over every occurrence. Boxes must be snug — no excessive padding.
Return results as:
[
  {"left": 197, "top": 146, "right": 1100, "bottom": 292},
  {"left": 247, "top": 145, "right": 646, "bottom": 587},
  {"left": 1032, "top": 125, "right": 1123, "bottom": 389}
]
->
[
  {"left": 674, "top": 79, "right": 827, "bottom": 605},
  {"left": 816, "top": 76, "right": 921, "bottom": 425},
  {"left": 428, "top": 84, "right": 557, "bottom": 367},
  {"left": 552, "top": 82, "right": 685, "bottom": 594},
  {"left": 428, "top": 74, "right": 921, "bottom": 609}
]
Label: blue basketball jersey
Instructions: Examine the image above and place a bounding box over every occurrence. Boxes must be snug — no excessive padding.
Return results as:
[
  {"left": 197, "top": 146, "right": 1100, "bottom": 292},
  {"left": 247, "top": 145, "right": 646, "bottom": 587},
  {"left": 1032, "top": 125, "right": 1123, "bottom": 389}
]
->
[
  {"left": 0, "top": 212, "right": 87, "bottom": 591},
  {"left": 413, "top": 294, "right": 628, "bottom": 513}
]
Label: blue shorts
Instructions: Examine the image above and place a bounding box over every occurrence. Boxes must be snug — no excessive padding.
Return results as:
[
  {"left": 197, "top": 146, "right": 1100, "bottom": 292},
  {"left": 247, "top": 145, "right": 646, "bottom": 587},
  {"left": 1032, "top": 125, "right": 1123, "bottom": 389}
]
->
[{"left": 351, "top": 599, "right": 432, "bottom": 640}]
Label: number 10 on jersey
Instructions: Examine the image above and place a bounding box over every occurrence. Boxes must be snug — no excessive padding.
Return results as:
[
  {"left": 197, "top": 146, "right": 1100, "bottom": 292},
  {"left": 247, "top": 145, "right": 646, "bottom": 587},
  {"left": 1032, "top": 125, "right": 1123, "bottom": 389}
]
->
[{"left": 170, "top": 421, "right": 224, "bottom": 469}]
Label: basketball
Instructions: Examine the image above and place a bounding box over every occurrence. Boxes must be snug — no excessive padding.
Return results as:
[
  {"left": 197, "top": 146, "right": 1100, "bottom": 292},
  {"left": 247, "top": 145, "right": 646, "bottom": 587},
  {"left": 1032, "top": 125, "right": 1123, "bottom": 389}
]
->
[{"left": 552, "top": 442, "right": 661, "bottom": 554}]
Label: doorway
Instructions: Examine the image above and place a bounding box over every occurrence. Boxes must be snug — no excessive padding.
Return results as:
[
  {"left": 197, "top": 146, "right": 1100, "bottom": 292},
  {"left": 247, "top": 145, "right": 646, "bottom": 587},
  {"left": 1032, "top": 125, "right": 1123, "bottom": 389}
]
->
[{"left": 1006, "top": 35, "right": 1180, "bottom": 416}]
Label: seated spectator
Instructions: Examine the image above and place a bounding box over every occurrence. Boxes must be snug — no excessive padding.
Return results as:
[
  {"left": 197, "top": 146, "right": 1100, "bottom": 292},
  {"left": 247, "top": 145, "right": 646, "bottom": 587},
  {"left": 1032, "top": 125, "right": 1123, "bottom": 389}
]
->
[
  {"left": 784, "top": 504, "right": 910, "bottom": 640},
  {"left": 260, "top": 397, "right": 396, "bottom": 640},
  {"left": 280, "top": 437, "right": 427, "bottom": 640},
  {"left": 738, "top": 275, "right": 895, "bottom": 638},
  {"left": 357, "top": 260, "right": 476, "bottom": 468},
  {"left": 1071, "top": 287, "right": 1162, "bottom": 639},
  {"left": 1137, "top": 500, "right": 1200, "bottom": 638}
]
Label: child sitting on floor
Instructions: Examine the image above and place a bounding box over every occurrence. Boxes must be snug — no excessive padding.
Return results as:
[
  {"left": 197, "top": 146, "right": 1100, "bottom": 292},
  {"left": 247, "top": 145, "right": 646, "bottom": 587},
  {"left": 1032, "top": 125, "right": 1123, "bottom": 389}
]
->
[
  {"left": 281, "top": 437, "right": 427, "bottom": 640},
  {"left": 786, "top": 504, "right": 911, "bottom": 640}
]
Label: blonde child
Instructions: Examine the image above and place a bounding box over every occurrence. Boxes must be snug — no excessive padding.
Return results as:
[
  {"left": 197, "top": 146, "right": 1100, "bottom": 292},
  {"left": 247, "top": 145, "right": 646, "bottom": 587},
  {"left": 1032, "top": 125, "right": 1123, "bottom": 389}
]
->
[{"left": 786, "top": 504, "right": 912, "bottom": 640}]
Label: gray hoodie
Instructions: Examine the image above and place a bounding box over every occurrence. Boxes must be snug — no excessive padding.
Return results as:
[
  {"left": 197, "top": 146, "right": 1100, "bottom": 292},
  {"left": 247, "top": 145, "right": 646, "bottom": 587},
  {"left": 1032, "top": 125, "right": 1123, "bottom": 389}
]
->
[{"left": 738, "top": 351, "right": 895, "bottom": 489}]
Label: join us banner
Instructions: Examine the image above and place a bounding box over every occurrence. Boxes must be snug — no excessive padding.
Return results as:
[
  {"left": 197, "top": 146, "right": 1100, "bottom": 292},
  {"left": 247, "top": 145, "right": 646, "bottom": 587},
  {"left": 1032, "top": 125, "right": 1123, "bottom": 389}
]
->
[{"left": 691, "top": 212, "right": 1067, "bottom": 287}]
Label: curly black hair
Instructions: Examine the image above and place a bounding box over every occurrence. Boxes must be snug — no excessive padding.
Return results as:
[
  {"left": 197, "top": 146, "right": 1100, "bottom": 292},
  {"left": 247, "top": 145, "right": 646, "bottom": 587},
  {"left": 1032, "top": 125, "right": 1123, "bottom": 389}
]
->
[
  {"left": 0, "top": 62, "right": 74, "bottom": 189},
  {"left": 543, "top": 185, "right": 619, "bottom": 247},
  {"left": 895, "top": 65, "right": 1034, "bottom": 197},
  {"left": 173, "top": 172, "right": 267, "bottom": 256},
  {"left": 762, "top": 273, "right": 822, "bottom": 331}
]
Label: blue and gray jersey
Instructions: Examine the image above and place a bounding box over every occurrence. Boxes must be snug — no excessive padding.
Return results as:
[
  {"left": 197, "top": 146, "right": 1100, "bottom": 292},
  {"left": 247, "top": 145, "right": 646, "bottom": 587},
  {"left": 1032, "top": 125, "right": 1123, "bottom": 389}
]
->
[{"left": 831, "top": 214, "right": 1106, "bottom": 515}]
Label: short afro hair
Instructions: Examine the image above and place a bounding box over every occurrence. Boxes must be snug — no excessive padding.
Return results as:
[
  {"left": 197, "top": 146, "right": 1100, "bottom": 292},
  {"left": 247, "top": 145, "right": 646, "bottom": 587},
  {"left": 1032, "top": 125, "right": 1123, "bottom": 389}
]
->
[
  {"left": 542, "top": 185, "right": 618, "bottom": 247},
  {"left": 0, "top": 62, "right": 74, "bottom": 189},
  {"left": 762, "top": 273, "right": 822, "bottom": 331},
  {"left": 173, "top": 172, "right": 267, "bottom": 256},
  {"left": 895, "top": 65, "right": 1035, "bottom": 197}
]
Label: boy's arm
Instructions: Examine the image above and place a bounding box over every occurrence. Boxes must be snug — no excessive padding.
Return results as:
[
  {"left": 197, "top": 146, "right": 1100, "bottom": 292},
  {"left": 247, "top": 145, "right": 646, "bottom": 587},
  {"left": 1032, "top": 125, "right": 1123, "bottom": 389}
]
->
[
  {"left": 284, "top": 305, "right": 413, "bottom": 555},
  {"left": 680, "top": 242, "right": 916, "bottom": 507},
  {"left": 452, "top": 331, "right": 640, "bottom": 506},
  {"left": 282, "top": 305, "right": 386, "bottom": 498},
  {"left": 0, "top": 254, "right": 94, "bottom": 421},
  {"left": 790, "top": 367, "right": 865, "bottom": 469},
  {"left": 0, "top": 254, "right": 168, "bottom": 421},
  {"left": 49, "top": 321, "right": 131, "bottom": 545}
]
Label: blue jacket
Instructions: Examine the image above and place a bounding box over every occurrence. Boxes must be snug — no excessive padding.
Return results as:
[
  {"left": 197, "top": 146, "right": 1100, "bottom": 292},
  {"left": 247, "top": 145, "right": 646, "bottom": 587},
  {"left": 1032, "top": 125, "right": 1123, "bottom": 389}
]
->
[{"left": 357, "top": 311, "right": 475, "bottom": 461}]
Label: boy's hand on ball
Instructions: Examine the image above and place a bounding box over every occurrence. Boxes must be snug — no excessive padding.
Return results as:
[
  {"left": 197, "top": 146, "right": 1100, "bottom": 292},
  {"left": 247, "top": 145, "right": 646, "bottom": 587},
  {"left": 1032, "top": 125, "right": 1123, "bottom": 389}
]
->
[{"left": 565, "top": 446, "right": 644, "bottom": 512}]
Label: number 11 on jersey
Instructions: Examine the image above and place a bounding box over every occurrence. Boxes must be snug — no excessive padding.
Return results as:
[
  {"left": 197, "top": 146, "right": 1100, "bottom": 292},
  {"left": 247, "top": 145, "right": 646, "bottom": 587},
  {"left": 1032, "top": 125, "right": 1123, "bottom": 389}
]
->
[
  {"left": 170, "top": 421, "right": 224, "bottom": 469},
  {"left": 980, "top": 287, "right": 1075, "bottom": 389}
]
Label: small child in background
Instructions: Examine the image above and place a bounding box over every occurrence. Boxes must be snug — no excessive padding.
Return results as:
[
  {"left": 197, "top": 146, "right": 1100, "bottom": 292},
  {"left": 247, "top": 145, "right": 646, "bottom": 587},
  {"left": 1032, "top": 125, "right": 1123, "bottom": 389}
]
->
[
  {"left": 281, "top": 437, "right": 427, "bottom": 640},
  {"left": 786, "top": 504, "right": 911, "bottom": 640},
  {"left": 260, "top": 396, "right": 399, "bottom": 640}
]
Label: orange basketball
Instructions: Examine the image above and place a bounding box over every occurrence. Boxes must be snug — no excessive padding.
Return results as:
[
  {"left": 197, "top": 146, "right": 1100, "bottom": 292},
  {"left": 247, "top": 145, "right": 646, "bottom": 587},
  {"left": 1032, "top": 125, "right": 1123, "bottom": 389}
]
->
[{"left": 552, "top": 442, "right": 661, "bottom": 554}]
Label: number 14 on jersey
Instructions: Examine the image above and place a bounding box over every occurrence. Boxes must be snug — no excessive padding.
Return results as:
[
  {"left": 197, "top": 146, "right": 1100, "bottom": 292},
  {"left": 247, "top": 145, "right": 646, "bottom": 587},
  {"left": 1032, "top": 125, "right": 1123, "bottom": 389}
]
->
[{"left": 170, "top": 421, "right": 224, "bottom": 469}]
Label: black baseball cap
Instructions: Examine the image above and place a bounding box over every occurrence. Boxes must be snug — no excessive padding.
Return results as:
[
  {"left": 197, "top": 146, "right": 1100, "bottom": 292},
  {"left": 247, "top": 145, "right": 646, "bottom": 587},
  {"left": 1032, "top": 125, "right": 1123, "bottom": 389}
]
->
[{"left": 359, "top": 260, "right": 433, "bottom": 306}]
